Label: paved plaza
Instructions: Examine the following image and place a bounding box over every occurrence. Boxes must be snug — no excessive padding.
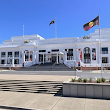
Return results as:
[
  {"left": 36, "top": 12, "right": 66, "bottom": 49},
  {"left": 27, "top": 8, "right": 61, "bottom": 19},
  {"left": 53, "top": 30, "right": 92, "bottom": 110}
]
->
[
  {"left": 0, "top": 90, "right": 110, "bottom": 110},
  {"left": 0, "top": 72, "right": 109, "bottom": 110}
]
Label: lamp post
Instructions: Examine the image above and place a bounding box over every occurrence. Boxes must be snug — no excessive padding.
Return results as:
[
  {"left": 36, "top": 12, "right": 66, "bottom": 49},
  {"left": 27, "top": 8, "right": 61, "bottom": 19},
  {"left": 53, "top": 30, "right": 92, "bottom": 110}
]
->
[{"left": 8, "top": 56, "right": 11, "bottom": 70}]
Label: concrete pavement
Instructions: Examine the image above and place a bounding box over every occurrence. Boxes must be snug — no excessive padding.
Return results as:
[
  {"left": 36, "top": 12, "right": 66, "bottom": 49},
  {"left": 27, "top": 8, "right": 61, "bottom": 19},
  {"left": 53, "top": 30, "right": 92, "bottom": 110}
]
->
[
  {"left": 1, "top": 70, "right": 110, "bottom": 80},
  {"left": 0, "top": 91, "right": 110, "bottom": 110},
  {"left": 0, "top": 74, "right": 110, "bottom": 110}
]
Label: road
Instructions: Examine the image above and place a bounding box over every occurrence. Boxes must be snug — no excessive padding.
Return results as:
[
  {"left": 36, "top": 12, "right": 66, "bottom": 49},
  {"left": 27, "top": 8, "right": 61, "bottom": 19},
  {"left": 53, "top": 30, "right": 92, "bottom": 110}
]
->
[{"left": 0, "top": 70, "right": 110, "bottom": 80}]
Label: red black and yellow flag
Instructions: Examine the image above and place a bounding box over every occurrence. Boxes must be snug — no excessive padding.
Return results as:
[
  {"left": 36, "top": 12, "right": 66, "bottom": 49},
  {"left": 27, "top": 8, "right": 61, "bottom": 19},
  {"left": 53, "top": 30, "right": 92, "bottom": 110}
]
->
[
  {"left": 83, "top": 16, "right": 99, "bottom": 31},
  {"left": 49, "top": 19, "right": 55, "bottom": 26}
]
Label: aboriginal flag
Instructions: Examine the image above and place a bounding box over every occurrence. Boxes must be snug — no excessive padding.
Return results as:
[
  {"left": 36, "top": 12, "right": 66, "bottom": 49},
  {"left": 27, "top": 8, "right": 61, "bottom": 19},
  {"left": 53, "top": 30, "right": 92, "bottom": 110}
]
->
[
  {"left": 83, "top": 16, "right": 99, "bottom": 31},
  {"left": 49, "top": 19, "right": 55, "bottom": 26}
]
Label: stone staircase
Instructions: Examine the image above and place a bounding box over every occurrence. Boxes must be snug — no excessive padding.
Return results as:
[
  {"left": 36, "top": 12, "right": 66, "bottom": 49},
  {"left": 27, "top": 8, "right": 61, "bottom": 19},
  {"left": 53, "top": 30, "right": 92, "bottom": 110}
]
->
[
  {"left": 17, "top": 63, "right": 74, "bottom": 71},
  {"left": 0, "top": 80, "right": 63, "bottom": 96}
]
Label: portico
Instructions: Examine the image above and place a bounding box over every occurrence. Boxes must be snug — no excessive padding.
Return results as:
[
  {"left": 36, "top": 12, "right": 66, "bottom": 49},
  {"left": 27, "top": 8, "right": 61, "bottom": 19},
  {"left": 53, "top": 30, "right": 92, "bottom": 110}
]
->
[{"left": 39, "top": 52, "right": 64, "bottom": 64}]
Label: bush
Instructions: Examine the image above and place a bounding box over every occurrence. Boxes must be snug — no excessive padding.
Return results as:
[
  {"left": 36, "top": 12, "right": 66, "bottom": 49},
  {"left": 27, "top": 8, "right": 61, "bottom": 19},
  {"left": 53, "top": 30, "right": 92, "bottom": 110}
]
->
[
  {"left": 101, "top": 78, "right": 106, "bottom": 83},
  {"left": 78, "top": 78, "right": 82, "bottom": 82},
  {"left": 109, "top": 79, "right": 110, "bottom": 82},
  {"left": 83, "top": 78, "right": 88, "bottom": 83},
  {"left": 74, "top": 66, "right": 76, "bottom": 71},
  {"left": 97, "top": 78, "right": 102, "bottom": 83},
  {"left": 71, "top": 78, "right": 75, "bottom": 82},
  {"left": 89, "top": 77, "right": 92, "bottom": 82}
]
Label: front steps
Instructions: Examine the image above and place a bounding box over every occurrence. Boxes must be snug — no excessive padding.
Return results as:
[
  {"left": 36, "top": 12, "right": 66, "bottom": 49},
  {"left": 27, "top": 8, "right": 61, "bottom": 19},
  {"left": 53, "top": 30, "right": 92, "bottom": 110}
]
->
[{"left": 17, "top": 63, "right": 74, "bottom": 71}]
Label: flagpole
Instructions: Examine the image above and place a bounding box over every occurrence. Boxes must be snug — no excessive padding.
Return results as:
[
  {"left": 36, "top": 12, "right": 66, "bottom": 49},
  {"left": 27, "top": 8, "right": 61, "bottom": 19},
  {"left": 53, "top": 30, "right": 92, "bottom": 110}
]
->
[
  {"left": 55, "top": 16, "right": 57, "bottom": 38},
  {"left": 23, "top": 25, "right": 24, "bottom": 44},
  {"left": 98, "top": 14, "right": 103, "bottom": 78}
]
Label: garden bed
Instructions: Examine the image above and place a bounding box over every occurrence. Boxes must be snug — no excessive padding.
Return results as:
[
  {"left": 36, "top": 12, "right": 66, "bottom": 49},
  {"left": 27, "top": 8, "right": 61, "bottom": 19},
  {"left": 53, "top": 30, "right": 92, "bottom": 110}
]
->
[{"left": 63, "top": 78, "right": 110, "bottom": 99}]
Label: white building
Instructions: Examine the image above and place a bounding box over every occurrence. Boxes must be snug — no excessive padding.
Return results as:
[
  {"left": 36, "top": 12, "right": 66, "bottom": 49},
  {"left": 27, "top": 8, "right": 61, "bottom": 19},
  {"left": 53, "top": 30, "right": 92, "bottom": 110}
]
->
[{"left": 0, "top": 28, "right": 110, "bottom": 69}]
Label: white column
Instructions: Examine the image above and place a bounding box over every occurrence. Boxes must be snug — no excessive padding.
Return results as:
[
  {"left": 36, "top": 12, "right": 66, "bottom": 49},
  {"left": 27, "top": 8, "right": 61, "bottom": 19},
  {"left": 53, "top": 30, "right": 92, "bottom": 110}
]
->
[
  {"left": 23, "top": 51, "right": 25, "bottom": 62},
  {"left": 34, "top": 52, "right": 37, "bottom": 64},
  {"left": 5, "top": 52, "right": 7, "bottom": 64},
  {"left": 12, "top": 57, "right": 14, "bottom": 67},
  {"left": 29, "top": 51, "right": 30, "bottom": 61},
  {"left": 32, "top": 51, "right": 34, "bottom": 62},
  {"left": 65, "top": 52, "right": 67, "bottom": 61},
  {"left": 43, "top": 54, "right": 44, "bottom": 64},
  {"left": 57, "top": 53, "right": 58, "bottom": 64}
]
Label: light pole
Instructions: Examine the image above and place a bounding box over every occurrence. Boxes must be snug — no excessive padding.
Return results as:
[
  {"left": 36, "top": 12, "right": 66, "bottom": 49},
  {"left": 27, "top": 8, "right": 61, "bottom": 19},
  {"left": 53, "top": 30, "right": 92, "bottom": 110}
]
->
[{"left": 8, "top": 56, "right": 11, "bottom": 70}]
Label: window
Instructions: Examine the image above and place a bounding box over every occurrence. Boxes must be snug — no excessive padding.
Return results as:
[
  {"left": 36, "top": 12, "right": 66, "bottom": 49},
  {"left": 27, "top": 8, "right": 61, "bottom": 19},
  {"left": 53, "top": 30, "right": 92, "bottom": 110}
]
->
[
  {"left": 92, "top": 48, "right": 96, "bottom": 60},
  {"left": 8, "top": 52, "right": 12, "bottom": 57},
  {"left": 84, "top": 47, "right": 90, "bottom": 63},
  {"left": 102, "top": 57, "right": 108, "bottom": 63},
  {"left": 102, "top": 47, "right": 108, "bottom": 54},
  {"left": 39, "top": 50, "right": 46, "bottom": 52},
  {"left": 15, "top": 52, "right": 19, "bottom": 57},
  {"left": 1, "top": 60, "right": 5, "bottom": 64},
  {"left": 7, "top": 59, "right": 12, "bottom": 64},
  {"left": 66, "top": 49, "right": 73, "bottom": 60},
  {"left": 1, "top": 52, "right": 5, "bottom": 57},
  {"left": 51, "top": 49, "right": 59, "bottom": 52},
  {"left": 14, "top": 59, "right": 19, "bottom": 64},
  {"left": 24, "top": 50, "right": 29, "bottom": 61}
]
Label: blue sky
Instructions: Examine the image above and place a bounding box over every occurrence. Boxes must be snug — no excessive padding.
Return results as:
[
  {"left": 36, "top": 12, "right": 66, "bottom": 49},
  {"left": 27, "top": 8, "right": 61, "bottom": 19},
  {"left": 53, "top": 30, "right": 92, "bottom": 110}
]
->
[{"left": 0, "top": 0, "right": 109, "bottom": 44}]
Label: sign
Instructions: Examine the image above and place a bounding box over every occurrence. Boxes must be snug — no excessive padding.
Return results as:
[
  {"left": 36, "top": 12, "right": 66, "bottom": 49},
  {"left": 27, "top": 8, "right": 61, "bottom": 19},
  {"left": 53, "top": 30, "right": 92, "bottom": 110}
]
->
[
  {"left": 24, "top": 40, "right": 29, "bottom": 43},
  {"left": 79, "top": 49, "right": 82, "bottom": 61},
  {"left": 30, "top": 51, "right": 33, "bottom": 61},
  {"left": 92, "top": 48, "right": 96, "bottom": 60}
]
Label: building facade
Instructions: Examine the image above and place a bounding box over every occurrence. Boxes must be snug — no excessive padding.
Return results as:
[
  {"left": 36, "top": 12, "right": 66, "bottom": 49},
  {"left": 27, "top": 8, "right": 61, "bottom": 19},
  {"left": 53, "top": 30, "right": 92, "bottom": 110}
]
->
[{"left": 0, "top": 28, "right": 110, "bottom": 69}]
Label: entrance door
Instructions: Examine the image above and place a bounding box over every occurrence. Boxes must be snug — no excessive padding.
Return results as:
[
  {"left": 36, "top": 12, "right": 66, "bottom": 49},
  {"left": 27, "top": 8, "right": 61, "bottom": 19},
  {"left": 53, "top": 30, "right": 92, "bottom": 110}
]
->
[
  {"left": 52, "top": 56, "right": 56, "bottom": 62},
  {"left": 52, "top": 56, "right": 59, "bottom": 62}
]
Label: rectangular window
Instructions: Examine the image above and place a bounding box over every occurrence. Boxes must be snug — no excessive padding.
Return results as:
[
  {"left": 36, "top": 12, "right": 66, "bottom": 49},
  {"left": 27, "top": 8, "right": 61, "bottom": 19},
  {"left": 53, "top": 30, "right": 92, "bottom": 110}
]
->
[
  {"left": 7, "top": 59, "right": 12, "bottom": 64},
  {"left": 8, "top": 52, "right": 12, "bottom": 57},
  {"left": 1, "top": 60, "right": 5, "bottom": 64},
  {"left": 15, "top": 51, "right": 19, "bottom": 57},
  {"left": 102, "top": 57, "right": 108, "bottom": 63},
  {"left": 14, "top": 59, "right": 19, "bottom": 64},
  {"left": 39, "top": 50, "right": 46, "bottom": 52},
  {"left": 66, "top": 49, "right": 73, "bottom": 60},
  {"left": 51, "top": 49, "right": 59, "bottom": 52},
  {"left": 1, "top": 52, "right": 5, "bottom": 57},
  {"left": 102, "top": 47, "right": 108, "bottom": 54}
]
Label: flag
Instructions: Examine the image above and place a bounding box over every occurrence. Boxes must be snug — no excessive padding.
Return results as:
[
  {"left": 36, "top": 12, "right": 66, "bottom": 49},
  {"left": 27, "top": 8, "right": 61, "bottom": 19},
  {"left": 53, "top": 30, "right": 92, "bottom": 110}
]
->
[
  {"left": 49, "top": 19, "right": 55, "bottom": 26},
  {"left": 83, "top": 16, "right": 99, "bottom": 31}
]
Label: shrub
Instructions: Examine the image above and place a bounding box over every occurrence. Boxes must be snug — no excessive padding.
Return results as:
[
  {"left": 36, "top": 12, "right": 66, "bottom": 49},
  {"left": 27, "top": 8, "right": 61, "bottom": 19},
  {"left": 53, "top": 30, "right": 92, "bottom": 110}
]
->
[
  {"left": 97, "top": 78, "right": 102, "bottom": 83},
  {"left": 83, "top": 78, "right": 88, "bottom": 83},
  {"left": 101, "top": 78, "right": 106, "bottom": 83},
  {"left": 71, "top": 78, "right": 75, "bottom": 82},
  {"left": 89, "top": 77, "right": 92, "bottom": 82},
  {"left": 74, "top": 66, "right": 76, "bottom": 71},
  {"left": 78, "top": 78, "right": 82, "bottom": 82},
  {"left": 109, "top": 79, "right": 110, "bottom": 82}
]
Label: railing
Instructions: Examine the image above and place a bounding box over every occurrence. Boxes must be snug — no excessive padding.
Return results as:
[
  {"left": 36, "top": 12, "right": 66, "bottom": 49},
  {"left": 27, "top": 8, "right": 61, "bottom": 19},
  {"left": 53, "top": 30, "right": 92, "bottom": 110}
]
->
[
  {"left": 64, "top": 60, "right": 75, "bottom": 67},
  {"left": 102, "top": 51, "right": 108, "bottom": 54},
  {"left": 1, "top": 55, "right": 5, "bottom": 57},
  {"left": 0, "top": 64, "right": 11, "bottom": 67},
  {"left": 0, "top": 64, "right": 22, "bottom": 67},
  {"left": 8, "top": 55, "right": 12, "bottom": 57},
  {"left": 15, "top": 55, "right": 19, "bottom": 57},
  {"left": 102, "top": 63, "right": 110, "bottom": 67}
]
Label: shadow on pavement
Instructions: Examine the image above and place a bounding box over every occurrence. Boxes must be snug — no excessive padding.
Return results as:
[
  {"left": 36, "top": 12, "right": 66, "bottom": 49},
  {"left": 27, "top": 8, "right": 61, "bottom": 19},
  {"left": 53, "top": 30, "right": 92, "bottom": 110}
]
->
[
  {"left": 0, "top": 105, "right": 34, "bottom": 110},
  {"left": 0, "top": 79, "right": 63, "bottom": 96}
]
